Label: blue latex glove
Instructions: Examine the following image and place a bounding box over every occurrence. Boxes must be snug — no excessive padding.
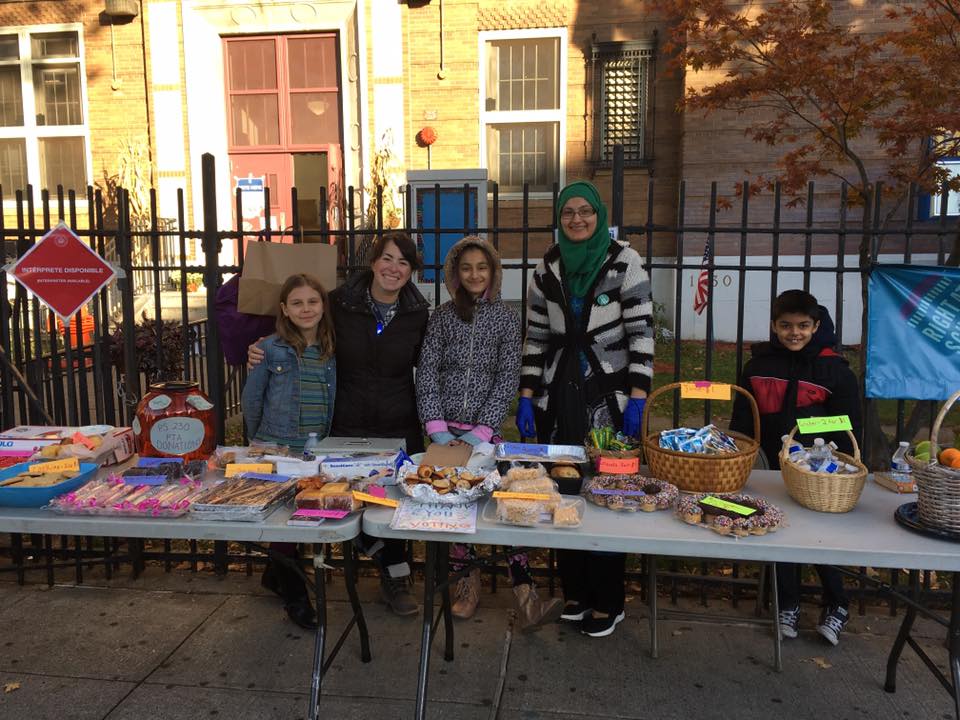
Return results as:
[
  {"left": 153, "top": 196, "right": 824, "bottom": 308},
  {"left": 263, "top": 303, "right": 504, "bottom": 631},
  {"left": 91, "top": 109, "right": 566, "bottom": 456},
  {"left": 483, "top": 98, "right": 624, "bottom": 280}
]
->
[
  {"left": 623, "top": 397, "right": 646, "bottom": 438},
  {"left": 457, "top": 431, "right": 485, "bottom": 447},
  {"left": 429, "top": 431, "right": 456, "bottom": 445},
  {"left": 515, "top": 397, "right": 536, "bottom": 439}
]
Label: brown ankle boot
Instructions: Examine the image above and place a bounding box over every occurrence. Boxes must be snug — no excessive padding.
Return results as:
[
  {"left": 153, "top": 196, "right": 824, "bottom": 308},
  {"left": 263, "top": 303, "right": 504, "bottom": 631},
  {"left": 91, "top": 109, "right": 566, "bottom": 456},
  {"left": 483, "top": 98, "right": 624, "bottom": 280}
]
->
[
  {"left": 451, "top": 568, "right": 481, "bottom": 620},
  {"left": 513, "top": 583, "right": 564, "bottom": 632}
]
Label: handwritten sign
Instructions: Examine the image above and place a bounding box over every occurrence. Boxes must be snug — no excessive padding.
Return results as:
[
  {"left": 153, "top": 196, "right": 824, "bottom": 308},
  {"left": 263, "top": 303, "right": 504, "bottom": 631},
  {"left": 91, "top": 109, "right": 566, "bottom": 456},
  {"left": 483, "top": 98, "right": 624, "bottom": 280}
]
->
[
  {"left": 590, "top": 488, "right": 646, "bottom": 496},
  {"left": 596, "top": 456, "right": 640, "bottom": 474},
  {"left": 29, "top": 457, "right": 79, "bottom": 474},
  {"left": 390, "top": 500, "right": 478, "bottom": 534},
  {"left": 493, "top": 491, "right": 552, "bottom": 501},
  {"left": 700, "top": 495, "right": 756, "bottom": 517},
  {"left": 680, "top": 381, "right": 731, "bottom": 401},
  {"left": 225, "top": 463, "right": 272, "bottom": 477},
  {"left": 137, "top": 457, "right": 182, "bottom": 469},
  {"left": 796, "top": 415, "right": 852, "bottom": 434},
  {"left": 295, "top": 508, "right": 350, "bottom": 519},
  {"left": 352, "top": 491, "right": 398, "bottom": 508}
]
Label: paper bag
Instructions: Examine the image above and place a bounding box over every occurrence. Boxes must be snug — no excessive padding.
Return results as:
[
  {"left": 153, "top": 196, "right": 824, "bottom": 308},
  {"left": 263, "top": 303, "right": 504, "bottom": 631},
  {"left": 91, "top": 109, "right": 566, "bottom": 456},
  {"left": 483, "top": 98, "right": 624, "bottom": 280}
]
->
[{"left": 238, "top": 241, "right": 338, "bottom": 316}]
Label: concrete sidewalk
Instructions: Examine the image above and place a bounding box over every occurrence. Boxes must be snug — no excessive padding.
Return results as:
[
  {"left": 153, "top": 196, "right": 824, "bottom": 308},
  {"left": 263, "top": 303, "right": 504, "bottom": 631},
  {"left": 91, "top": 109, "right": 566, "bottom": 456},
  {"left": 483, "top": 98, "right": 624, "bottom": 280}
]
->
[{"left": 0, "top": 567, "right": 954, "bottom": 720}]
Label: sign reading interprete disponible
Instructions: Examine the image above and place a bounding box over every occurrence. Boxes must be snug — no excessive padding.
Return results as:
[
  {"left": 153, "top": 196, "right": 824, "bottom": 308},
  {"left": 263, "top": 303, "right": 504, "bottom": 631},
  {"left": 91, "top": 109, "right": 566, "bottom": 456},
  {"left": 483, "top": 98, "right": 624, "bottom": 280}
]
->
[{"left": 10, "top": 222, "right": 116, "bottom": 321}]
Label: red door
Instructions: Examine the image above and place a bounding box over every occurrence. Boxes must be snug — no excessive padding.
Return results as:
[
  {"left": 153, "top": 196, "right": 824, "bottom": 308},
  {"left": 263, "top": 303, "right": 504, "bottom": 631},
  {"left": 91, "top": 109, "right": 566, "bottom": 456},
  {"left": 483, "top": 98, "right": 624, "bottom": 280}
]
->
[{"left": 224, "top": 34, "right": 343, "bottom": 257}]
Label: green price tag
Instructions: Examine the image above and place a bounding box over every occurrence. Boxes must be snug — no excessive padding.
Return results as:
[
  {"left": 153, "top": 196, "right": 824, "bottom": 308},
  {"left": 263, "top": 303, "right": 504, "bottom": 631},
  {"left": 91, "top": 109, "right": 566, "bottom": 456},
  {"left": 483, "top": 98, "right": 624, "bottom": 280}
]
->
[
  {"left": 796, "top": 415, "right": 852, "bottom": 434},
  {"left": 700, "top": 496, "right": 757, "bottom": 517}
]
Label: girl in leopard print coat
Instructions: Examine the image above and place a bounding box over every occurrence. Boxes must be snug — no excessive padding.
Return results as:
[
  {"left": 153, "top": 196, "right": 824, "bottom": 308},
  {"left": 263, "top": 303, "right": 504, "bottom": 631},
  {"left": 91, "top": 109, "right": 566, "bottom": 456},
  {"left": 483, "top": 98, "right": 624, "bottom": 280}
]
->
[
  {"left": 415, "top": 236, "right": 562, "bottom": 627},
  {"left": 416, "top": 235, "right": 520, "bottom": 446}
]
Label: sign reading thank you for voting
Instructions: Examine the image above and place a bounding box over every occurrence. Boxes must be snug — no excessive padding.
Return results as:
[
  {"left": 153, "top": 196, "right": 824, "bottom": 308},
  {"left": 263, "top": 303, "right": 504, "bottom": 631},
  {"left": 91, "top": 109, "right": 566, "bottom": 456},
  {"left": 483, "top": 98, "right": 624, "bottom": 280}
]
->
[{"left": 866, "top": 265, "right": 960, "bottom": 399}]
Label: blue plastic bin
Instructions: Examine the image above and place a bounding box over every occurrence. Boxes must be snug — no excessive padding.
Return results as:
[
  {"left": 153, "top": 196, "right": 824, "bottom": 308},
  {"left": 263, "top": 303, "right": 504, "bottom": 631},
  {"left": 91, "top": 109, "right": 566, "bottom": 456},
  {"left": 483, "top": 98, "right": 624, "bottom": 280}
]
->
[{"left": 0, "top": 462, "right": 98, "bottom": 507}]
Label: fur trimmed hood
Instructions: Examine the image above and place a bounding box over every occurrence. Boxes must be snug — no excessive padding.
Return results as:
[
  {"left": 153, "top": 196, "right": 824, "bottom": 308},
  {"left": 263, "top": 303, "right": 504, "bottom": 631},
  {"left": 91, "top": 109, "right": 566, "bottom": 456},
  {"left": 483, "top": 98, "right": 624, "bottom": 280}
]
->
[{"left": 443, "top": 235, "right": 503, "bottom": 300}]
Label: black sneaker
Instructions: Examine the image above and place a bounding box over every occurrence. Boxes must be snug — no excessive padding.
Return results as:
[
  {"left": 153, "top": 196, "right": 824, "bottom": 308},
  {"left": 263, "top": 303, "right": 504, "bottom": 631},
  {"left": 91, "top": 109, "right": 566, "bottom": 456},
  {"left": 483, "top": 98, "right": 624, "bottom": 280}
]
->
[
  {"left": 580, "top": 610, "right": 625, "bottom": 638},
  {"left": 560, "top": 601, "right": 592, "bottom": 621},
  {"left": 816, "top": 605, "right": 849, "bottom": 646},
  {"left": 778, "top": 605, "right": 800, "bottom": 639},
  {"left": 380, "top": 573, "right": 418, "bottom": 616}
]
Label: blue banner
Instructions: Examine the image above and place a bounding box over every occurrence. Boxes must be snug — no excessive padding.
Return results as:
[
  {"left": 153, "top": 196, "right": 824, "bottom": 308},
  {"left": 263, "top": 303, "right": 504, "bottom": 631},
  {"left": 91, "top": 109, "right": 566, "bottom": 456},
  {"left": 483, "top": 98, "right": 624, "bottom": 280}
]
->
[{"left": 866, "top": 265, "right": 960, "bottom": 399}]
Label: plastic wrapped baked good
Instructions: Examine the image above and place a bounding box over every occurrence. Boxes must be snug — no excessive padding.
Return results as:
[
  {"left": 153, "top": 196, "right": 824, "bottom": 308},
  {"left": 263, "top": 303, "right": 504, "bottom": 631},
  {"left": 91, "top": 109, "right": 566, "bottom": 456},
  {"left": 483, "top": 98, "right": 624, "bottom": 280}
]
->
[
  {"left": 319, "top": 481, "right": 359, "bottom": 512},
  {"left": 553, "top": 499, "right": 584, "bottom": 527},
  {"left": 495, "top": 498, "right": 547, "bottom": 526}
]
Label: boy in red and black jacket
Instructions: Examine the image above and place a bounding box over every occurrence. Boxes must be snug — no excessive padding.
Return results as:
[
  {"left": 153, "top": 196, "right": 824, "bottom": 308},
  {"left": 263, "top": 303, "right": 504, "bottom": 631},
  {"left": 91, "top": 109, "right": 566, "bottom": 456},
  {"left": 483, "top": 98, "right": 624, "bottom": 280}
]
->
[{"left": 730, "top": 290, "right": 862, "bottom": 646}]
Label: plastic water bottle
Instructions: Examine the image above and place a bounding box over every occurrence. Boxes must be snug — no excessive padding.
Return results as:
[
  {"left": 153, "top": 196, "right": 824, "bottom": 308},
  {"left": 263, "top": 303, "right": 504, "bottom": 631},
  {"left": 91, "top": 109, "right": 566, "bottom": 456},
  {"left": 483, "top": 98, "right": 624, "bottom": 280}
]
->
[
  {"left": 781, "top": 434, "right": 805, "bottom": 459},
  {"left": 303, "top": 432, "right": 320, "bottom": 461},
  {"left": 891, "top": 441, "right": 912, "bottom": 482},
  {"left": 807, "top": 438, "right": 829, "bottom": 472}
]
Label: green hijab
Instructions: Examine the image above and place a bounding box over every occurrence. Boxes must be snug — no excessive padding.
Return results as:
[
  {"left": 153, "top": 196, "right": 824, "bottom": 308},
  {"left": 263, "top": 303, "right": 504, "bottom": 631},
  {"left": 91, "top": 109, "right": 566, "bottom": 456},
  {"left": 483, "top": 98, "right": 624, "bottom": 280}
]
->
[{"left": 556, "top": 180, "right": 610, "bottom": 298}]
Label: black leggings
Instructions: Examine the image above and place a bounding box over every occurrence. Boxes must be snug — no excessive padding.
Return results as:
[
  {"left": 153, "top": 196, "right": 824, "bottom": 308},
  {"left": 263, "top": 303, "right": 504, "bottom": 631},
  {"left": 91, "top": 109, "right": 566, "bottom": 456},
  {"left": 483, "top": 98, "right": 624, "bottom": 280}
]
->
[
  {"left": 557, "top": 549, "right": 626, "bottom": 615},
  {"left": 776, "top": 563, "right": 848, "bottom": 609}
]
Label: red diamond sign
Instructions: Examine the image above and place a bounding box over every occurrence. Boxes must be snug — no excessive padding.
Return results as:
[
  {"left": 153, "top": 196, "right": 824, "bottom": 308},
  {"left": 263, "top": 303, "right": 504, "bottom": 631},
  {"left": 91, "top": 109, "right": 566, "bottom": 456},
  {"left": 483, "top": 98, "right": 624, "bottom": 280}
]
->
[{"left": 11, "top": 222, "right": 117, "bottom": 322}]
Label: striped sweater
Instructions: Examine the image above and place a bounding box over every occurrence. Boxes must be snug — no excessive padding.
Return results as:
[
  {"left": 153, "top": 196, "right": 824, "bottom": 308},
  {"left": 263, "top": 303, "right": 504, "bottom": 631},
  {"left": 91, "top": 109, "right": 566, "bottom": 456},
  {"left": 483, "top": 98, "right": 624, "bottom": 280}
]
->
[{"left": 520, "top": 239, "right": 654, "bottom": 413}]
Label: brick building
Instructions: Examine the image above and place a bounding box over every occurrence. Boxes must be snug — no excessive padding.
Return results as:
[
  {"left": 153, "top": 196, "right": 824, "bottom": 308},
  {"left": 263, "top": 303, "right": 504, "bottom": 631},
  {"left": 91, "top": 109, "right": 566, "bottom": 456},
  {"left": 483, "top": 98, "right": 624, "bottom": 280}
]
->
[{"left": 0, "top": 0, "right": 942, "bottom": 338}]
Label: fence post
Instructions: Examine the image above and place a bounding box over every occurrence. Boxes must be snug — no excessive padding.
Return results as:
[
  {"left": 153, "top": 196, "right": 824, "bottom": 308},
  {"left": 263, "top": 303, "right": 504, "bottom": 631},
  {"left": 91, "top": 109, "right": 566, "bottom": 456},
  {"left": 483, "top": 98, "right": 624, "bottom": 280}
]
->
[
  {"left": 201, "top": 154, "right": 226, "bottom": 444},
  {"left": 118, "top": 189, "right": 138, "bottom": 426},
  {"left": 612, "top": 144, "right": 625, "bottom": 230}
]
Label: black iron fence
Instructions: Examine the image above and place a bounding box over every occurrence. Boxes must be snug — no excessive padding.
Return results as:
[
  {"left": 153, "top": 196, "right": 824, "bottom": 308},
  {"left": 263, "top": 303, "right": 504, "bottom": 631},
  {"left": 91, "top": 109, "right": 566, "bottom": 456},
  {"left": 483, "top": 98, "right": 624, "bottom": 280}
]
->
[{"left": 0, "top": 149, "right": 956, "bottom": 608}]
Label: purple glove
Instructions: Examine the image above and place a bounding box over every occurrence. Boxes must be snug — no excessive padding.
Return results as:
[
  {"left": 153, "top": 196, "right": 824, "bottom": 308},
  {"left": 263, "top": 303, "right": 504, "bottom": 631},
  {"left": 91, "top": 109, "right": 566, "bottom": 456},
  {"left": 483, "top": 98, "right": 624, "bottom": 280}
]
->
[
  {"left": 623, "top": 397, "right": 646, "bottom": 438},
  {"left": 515, "top": 397, "right": 536, "bottom": 439}
]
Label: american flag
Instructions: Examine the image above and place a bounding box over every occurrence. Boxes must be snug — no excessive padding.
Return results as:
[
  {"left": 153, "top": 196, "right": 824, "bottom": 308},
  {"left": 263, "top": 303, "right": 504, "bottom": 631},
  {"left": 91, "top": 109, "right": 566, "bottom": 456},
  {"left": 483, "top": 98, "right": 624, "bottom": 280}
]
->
[{"left": 692, "top": 238, "right": 711, "bottom": 315}]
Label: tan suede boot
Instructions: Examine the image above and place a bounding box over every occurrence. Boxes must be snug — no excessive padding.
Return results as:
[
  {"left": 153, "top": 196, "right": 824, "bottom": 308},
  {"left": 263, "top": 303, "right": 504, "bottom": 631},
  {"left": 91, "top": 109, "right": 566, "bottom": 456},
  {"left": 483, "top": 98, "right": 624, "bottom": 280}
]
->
[
  {"left": 451, "top": 568, "right": 481, "bottom": 620},
  {"left": 513, "top": 583, "right": 564, "bottom": 632}
]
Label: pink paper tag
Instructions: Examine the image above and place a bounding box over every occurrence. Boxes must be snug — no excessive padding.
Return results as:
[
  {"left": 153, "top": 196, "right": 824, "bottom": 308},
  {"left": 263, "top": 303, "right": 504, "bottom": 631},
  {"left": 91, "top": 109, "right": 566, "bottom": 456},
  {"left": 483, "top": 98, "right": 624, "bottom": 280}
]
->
[
  {"left": 295, "top": 508, "right": 349, "bottom": 519},
  {"left": 693, "top": 381, "right": 712, "bottom": 388},
  {"left": 367, "top": 485, "right": 387, "bottom": 499}
]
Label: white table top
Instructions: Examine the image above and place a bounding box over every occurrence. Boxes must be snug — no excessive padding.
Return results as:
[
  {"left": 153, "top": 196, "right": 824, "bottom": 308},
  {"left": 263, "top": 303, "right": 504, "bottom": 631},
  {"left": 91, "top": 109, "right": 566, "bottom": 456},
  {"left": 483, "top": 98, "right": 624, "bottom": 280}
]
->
[
  {"left": 362, "top": 470, "right": 960, "bottom": 572},
  {"left": 0, "top": 504, "right": 360, "bottom": 544}
]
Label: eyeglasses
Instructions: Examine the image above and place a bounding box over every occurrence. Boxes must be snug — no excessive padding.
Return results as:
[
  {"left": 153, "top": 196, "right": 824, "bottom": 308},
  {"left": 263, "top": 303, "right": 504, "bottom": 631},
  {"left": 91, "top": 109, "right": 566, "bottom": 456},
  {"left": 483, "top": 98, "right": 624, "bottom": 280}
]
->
[{"left": 560, "top": 206, "right": 597, "bottom": 221}]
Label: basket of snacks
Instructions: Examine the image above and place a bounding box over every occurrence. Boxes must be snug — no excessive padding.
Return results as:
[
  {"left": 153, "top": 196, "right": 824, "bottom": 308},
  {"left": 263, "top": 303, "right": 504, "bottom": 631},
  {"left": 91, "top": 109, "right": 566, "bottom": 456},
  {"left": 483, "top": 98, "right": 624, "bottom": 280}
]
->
[
  {"left": 586, "top": 427, "right": 643, "bottom": 460},
  {"left": 779, "top": 425, "right": 867, "bottom": 513},
  {"left": 906, "top": 389, "right": 960, "bottom": 533},
  {"left": 641, "top": 382, "right": 760, "bottom": 493}
]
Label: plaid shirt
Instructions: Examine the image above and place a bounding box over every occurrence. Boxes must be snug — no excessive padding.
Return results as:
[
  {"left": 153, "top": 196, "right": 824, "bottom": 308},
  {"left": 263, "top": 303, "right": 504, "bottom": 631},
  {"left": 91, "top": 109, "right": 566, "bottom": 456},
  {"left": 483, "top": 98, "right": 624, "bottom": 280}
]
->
[{"left": 366, "top": 288, "right": 399, "bottom": 329}]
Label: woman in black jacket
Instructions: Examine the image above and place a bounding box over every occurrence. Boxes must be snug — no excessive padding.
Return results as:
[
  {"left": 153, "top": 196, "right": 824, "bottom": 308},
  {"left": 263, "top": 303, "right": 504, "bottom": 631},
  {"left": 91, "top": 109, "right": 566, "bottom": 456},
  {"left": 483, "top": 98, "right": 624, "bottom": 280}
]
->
[{"left": 249, "top": 232, "right": 429, "bottom": 619}]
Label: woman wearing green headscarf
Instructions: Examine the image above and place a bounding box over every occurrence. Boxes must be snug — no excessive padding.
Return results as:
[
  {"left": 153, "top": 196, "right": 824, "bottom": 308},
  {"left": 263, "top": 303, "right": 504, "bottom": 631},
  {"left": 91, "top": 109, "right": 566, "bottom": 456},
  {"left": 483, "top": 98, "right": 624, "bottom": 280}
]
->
[{"left": 515, "top": 180, "right": 654, "bottom": 638}]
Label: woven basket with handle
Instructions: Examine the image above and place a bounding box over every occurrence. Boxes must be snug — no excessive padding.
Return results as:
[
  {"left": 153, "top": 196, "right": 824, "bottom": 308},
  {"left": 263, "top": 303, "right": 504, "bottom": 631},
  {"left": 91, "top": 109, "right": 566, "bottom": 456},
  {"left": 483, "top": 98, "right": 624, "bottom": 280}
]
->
[
  {"left": 906, "top": 389, "right": 960, "bottom": 533},
  {"left": 780, "top": 425, "right": 867, "bottom": 512},
  {"left": 641, "top": 382, "right": 760, "bottom": 493}
]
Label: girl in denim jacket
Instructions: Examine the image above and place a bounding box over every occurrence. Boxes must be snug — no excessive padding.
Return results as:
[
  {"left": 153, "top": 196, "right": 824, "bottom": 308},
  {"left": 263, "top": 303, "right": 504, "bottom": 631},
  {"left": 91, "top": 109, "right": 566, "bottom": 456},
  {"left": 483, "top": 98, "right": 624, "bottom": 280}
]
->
[
  {"left": 241, "top": 273, "right": 336, "bottom": 630},
  {"left": 242, "top": 273, "right": 336, "bottom": 450}
]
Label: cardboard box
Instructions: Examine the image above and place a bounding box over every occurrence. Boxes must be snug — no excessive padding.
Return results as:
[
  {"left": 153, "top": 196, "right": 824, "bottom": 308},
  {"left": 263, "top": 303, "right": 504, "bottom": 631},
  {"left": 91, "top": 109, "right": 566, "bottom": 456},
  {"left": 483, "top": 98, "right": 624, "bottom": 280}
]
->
[
  {"left": 321, "top": 452, "right": 405, "bottom": 482},
  {"left": 0, "top": 426, "right": 135, "bottom": 466},
  {"left": 873, "top": 472, "right": 917, "bottom": 494}
]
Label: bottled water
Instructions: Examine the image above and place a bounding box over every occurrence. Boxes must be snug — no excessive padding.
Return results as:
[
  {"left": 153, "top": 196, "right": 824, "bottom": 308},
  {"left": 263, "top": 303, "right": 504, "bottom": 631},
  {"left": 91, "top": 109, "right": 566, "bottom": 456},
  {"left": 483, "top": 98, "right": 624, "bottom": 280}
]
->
[
  {"left": 303, "top": 432, "right": 320, "bottom": 461},
  {"left": 781, "top": 434, "right": 805, "bottom": 459},
  {"left": 807, "top": 438, "right": 829, "bottom": 472},
  {"left": 891, "top": 441, "right": 912, "bottom": 482}
]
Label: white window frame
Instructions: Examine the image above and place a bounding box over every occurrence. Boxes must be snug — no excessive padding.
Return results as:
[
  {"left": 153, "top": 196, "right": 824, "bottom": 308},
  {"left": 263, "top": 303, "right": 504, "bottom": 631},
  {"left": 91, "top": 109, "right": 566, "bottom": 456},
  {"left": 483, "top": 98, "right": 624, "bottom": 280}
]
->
[
  {"left": 932, "top": 159, "right": 960, "bottom": 217},
  {"left": 478, "top": 28, "right": 567, "bottom": 199},
  {"left": 0, "top": 23, "right": 92, "bottom": 206}
]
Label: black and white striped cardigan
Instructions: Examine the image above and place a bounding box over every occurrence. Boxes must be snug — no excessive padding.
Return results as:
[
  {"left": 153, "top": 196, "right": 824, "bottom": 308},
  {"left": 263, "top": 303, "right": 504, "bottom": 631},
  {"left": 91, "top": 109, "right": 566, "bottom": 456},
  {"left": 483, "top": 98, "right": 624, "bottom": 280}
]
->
[{"left": 520, "top": 239, "right": 654, "bottom": 413}]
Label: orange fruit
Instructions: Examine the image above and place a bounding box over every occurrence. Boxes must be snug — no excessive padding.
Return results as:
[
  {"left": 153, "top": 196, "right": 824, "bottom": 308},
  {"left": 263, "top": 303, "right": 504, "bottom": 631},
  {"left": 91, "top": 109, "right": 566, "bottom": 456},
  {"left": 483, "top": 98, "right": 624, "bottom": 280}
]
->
[{"left": 940, "top": 448, "right": 960, "bottom": 467}]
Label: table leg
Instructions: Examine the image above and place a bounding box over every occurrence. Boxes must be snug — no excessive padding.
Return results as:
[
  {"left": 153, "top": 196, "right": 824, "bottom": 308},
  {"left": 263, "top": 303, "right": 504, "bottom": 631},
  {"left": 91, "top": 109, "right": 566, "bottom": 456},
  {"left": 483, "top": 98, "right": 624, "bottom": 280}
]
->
[
  {"left": 342, "top": 540, "right": 372, "bottom": 663},
  {"left": 647, "top": 554, "right": 658, "bottom": 659},
  {"left": 769, "top": 562, "right": 782, "bottom": 672},
  {"left": 437, "top": 542, "right": 454, "bottom": 662},
  {"left": 415, "top": 542, "right": 437, "bottom": 720},
  {"left": 307, "top": 544, "right": 328, "bottom": 720},
  {"left": 949, "top": 573, "right": 960, "bottom": 720},
  {"left": 884, "top": 569, "right": 919, "bottom": 693}
]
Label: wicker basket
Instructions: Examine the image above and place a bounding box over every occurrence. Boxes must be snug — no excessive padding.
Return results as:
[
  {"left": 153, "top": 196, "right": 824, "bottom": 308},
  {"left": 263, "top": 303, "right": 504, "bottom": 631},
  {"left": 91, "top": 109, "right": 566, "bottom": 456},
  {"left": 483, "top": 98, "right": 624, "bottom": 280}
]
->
[
  {"left": 780, "top": 425, "right": 867, "bottom": 512},
  {"left": 906, "top": 389, "right": 960, "bottom": 533},
  {"left": 641, "top": 382, "right": 760, "bottom": 493}
]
